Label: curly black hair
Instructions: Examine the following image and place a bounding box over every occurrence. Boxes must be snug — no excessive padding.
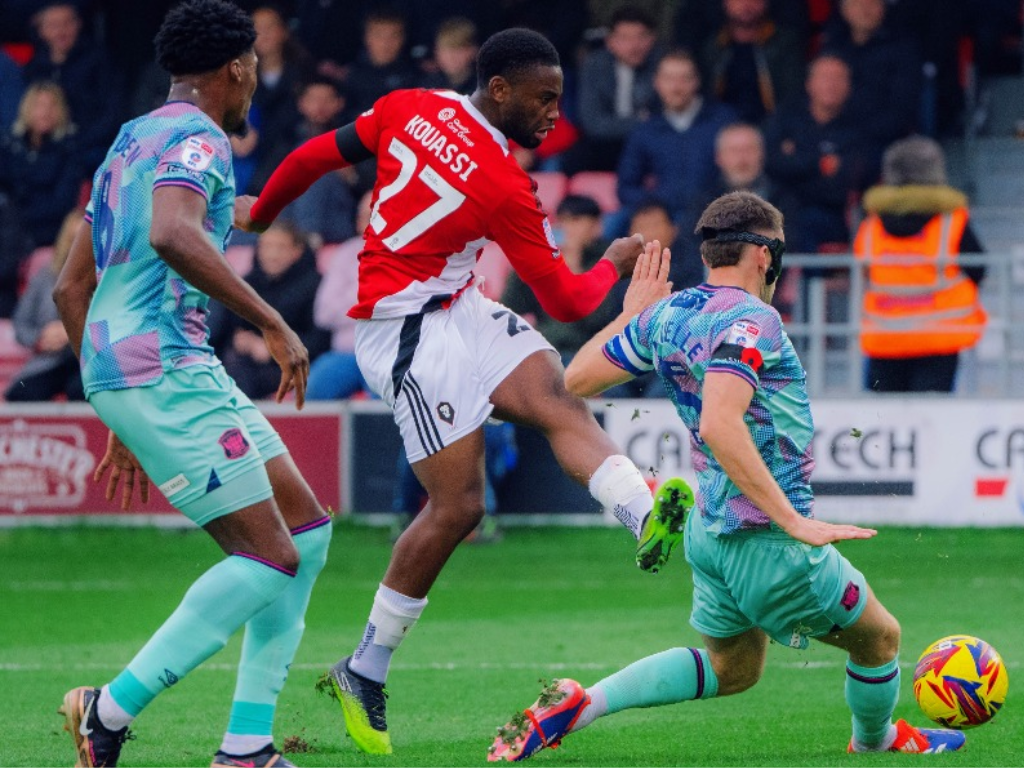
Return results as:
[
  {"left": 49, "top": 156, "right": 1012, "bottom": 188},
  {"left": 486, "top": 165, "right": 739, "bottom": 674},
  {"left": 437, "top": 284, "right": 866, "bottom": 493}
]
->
[
  {"left": 155, "top": 0, "right": 257, "bottom": 77},
  {"left": 476, "top": 28, "right": 559, "bottom": 89}
]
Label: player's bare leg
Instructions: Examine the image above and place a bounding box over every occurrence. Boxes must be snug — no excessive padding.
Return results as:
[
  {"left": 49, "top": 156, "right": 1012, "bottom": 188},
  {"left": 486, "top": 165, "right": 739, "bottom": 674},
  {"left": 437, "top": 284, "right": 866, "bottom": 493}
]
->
[
  {"left": 327, "top": 429, "right": 487, "bottom": 754},
  {"left": 817, "top": 585, "right": 964, "bottom": 753},
  {"left": 492, "top": 350, "right": 659, "bottom": 544}
]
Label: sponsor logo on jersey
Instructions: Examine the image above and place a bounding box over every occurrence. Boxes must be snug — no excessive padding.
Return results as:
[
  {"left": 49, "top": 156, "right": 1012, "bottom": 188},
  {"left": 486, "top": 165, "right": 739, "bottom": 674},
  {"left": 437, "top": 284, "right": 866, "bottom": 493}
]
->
[
  {"left": 218, "top": 428, "right": 250, "bottom": 460},
  {"left": 438, "top": 107, "right": 456, "bottom": 121},
  {"left": 181, "top": 136, "right": 215, "bottom": 172},
  {"left": 725, "top": 320, "right": 761, "bottom": 347}
]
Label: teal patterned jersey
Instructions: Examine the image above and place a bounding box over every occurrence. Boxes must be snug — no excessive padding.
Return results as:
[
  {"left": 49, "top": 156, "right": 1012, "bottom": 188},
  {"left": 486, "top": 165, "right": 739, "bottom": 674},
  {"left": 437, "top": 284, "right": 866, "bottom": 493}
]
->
[
  {"left": 604, "top": 283, "right": 816, "bottom": 535},
  {"left": 81, "top": 102, "right": 235, "bottom": 396}
]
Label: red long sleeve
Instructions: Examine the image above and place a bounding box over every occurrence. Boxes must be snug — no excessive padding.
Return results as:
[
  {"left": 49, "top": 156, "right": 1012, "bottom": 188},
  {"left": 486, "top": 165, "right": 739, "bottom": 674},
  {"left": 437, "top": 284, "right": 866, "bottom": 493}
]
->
[
  {"left": 524, "top": 258, "right": 618, "bottom": 322},
  {"left": 250, "top": 131, "right": 350, "bottom": 224}
]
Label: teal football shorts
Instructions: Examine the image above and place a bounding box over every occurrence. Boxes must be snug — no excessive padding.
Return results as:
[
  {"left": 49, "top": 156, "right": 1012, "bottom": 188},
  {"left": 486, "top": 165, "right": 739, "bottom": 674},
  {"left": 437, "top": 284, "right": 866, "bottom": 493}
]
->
[
  {"left": 90, "top": 365, "right": 287, "bottom": 526},
  {"left": 684, "top": 507, "right": 868, "bottom": 649}
]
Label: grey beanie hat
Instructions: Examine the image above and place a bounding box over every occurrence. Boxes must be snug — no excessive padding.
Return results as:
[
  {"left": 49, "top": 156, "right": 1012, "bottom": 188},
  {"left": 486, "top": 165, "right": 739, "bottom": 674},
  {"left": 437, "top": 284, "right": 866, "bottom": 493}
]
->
[{"left": 882, "top": 136, "right": 947, "bottom": 186}]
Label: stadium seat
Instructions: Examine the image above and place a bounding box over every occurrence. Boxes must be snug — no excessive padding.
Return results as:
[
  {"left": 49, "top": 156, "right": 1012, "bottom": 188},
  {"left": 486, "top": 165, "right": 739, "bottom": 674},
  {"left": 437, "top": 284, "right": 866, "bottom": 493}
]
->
[
  {"left": 567, "top": 171, "right": 619, "bottom": 213},
  {"left": 474, "top": 242, "right": 513, "bottom": 301},
  {"left": 529, "top": 171, "right": 568, "bottom": 215},
  {"left": 0, "top": 318, "right": 30, "bottom": 400},
  {"left": 224, "top": 244, "right": 254, "bottom": 275}
]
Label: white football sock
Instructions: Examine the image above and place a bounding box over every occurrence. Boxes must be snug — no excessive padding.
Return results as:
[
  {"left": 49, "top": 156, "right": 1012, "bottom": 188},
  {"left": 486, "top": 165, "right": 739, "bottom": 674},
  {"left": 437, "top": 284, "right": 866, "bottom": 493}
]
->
[
  {"left": 570, "top": 686, "right": 608, "bottom": 732},
  {"left": 97, "top": 685, "right": 134, "bottom": 731},
  {"left": 588, "top": 455, "right": 653, "bottom": 540},
  {"left": 348, "top": 584, "right": 427, "bottom": 684}
]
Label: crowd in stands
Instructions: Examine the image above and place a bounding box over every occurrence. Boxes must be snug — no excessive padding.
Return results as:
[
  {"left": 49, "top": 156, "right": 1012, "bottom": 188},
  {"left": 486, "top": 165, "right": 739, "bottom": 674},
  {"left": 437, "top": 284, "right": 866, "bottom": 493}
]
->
[{"left": 0, "top": 0, "right": 1020, "bottom": 402}]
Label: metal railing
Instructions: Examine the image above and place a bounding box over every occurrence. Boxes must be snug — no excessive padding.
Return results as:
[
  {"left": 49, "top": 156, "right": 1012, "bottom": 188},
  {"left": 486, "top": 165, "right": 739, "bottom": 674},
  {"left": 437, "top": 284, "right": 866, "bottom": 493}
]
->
[{"left": 779, "top": 252, "right": 1023, "bottom": 397}]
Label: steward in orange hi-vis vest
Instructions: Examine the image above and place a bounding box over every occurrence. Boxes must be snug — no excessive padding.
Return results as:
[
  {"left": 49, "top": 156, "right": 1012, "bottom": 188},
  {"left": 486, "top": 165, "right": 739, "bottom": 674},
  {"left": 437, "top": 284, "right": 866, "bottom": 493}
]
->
[{"left": 855, "top": 203, "right": 987, "bottom": 358}]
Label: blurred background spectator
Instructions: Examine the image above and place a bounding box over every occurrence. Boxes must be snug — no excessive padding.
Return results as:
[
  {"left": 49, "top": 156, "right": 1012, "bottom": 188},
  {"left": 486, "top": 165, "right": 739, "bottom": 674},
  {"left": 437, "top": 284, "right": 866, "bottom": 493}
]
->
[
  {"left": 820, "top": 0, "right": 921, "bottom": 147},
  {"left": 856, "top": 136, "right": 986, "bottom": 393},
  {"left": 763, "top": 55, "right": 874, "bottom": 255},
  {"left": 570, "top": 5, "right": 663, "bottom": 173},
  {"left": 419, "top": 17, "right": 479, "bottom": 95},
  {"left": 3, "top": 208, "right": 85, "bottom": 402},
  {"left": 208, "top": 222, "right": 329, "bottom": 400},
  {"left": 700, "top": 0, "right": 805, "bottom": 124},
  {"left": 274, "top": 78, "right": 358, "bottom": 247},
  {"left": 617, "top": 50, "right": 737, "bottom": 231},
  {"left": 307, "top": 192, "right": 372, "bottom": 401},
  {"left": 0, "top": 82, "right": 83, "bottom": 251},
  {"left": 343, "top": 6, "right": 419, "bottom": 116},
  {"left": 22, "top": 2, "right": 123, "bottom": 170},
  {"left": 245, "top": 3, "right": 313, "bottom": 194}
]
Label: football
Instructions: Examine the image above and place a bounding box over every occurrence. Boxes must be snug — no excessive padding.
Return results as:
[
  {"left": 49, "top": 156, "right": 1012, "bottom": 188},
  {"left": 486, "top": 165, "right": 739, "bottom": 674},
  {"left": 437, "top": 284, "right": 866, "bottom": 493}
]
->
[{"left": 913, "top": 635, "right": 1009, "bottom": 728}]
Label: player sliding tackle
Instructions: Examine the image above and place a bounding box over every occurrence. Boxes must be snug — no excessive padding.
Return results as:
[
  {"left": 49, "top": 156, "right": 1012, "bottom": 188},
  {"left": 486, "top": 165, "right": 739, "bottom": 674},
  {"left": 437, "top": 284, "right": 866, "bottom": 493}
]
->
[
  {"left": 488, "top": 192, "right": 967, "bottom": 761},
  {"left": 237, "top": 27, "right": 692, "bottom": 756}
]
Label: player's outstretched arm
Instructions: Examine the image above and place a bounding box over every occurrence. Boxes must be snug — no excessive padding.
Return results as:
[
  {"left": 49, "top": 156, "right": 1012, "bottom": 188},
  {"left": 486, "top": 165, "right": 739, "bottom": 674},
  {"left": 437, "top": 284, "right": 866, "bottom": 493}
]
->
[
  {"left": 566, "top": 240, "right": 672, "bottom": 396},
  {"left": 151, "top": 186, "right": 310, "bottom": 408},
  {"left": 700, "top": 371, "right": 877, "bottom": 546},
  {"left": 53, "top": 220, "right": 98, "bottom": 359},
  {"left": 241, "top": 124, "right": 373, "bottom": 231}
]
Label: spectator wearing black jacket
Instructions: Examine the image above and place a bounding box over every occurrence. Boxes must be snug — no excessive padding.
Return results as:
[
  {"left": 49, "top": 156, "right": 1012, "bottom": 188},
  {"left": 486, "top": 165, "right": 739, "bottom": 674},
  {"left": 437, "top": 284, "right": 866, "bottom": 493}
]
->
[
  {"left": 763, "top": 55, "right": 874, "bottom": 254},
  {"left": 821, "top": 0, "right": 921, "bottom": 146},
  {"left": 22, "top": 2, "right": 123, "bottom": 171},
  {"left": 343, "top": 7, "right": 420, "bottom": 115},
  {"left": 208, "top": 223, "right": 330, "bottom": 400},
  {"left": 0, "top": 82, "right": 82, "bottom": 250}
]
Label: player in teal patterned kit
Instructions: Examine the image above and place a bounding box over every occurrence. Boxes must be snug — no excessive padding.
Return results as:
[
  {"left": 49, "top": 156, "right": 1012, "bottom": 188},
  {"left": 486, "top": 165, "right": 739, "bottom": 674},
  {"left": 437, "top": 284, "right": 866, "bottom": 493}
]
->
[
  {"left": 52, "top": 2, "right": 330, "bottom": 767},
  {"left": 489, "top": 192, "right": 966, "bottom": 761}
]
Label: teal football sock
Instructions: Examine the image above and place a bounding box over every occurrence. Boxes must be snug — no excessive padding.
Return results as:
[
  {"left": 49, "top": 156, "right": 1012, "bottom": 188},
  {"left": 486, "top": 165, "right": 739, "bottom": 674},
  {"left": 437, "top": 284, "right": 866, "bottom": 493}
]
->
[
  {"left": 595, "top": 647, "right": 719, "bottom": 716},
  {"left": 846, "top": 658, "right": 900, "bottom": 749},
  {"left": 106, "top": 554, "right": 295, "bottom": 720},
  {"left": 224, "top": 517, "right": 332, "bottom": 744}
]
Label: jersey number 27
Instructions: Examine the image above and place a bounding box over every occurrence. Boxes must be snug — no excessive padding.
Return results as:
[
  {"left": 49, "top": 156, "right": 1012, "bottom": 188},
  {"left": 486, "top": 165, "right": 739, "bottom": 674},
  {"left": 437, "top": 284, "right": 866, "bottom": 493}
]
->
[{"left": 370, "top": 137, "right": 467, "bottom": 252}]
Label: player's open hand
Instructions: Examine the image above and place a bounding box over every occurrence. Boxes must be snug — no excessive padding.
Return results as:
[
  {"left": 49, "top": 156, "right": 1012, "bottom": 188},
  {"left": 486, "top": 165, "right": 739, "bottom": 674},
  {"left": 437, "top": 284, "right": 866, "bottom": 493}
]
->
[
  {"left": 233, "top": 195, "right": 270, "bottom": 234},
  {"left": 263, "top": 322, "right": 309, "bottom": 409},
  {"left": 783, "top": 516, "right": 877, "bottom": 546},
  {"left": 602, "top": 233, "right": 645, "bottom": 278},
  {"left": 94, "top": 429, "right": 150, "bottom": 511},
  {"left": 622, "top": 239, "right": 673, "bottom": 316}
]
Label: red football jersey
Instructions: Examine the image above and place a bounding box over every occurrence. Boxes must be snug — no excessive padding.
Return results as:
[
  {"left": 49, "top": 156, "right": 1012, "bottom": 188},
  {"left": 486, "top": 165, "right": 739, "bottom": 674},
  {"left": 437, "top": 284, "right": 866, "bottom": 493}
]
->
[{"left": 350, "top": 89, "right": 565, "bottom": 319}]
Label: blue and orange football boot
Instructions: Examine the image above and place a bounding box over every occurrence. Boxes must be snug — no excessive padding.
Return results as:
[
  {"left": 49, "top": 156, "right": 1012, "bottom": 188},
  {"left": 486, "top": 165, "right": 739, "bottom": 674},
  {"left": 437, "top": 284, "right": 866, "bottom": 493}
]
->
[
  {"left": 487, "top": 679, "right": 590, "bottom": 762},
  {"left": 848, "top": 719, "right": 966, "bottom": 754}
]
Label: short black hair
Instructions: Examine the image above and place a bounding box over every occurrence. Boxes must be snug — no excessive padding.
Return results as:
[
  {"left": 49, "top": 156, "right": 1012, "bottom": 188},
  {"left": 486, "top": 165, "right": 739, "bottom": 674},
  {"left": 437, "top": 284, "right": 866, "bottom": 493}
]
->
[
  {"left": 476, "top": 28, "right": 559, "bottom": 89},
  {"left": 155, "top": 0, "right": 257, "bottom": 77},
  {"left": 556, "top": 194, "right": 601, "bottom": 219},
  {"left": 610, "top": 4, "right": 657, "bottom": 31}
]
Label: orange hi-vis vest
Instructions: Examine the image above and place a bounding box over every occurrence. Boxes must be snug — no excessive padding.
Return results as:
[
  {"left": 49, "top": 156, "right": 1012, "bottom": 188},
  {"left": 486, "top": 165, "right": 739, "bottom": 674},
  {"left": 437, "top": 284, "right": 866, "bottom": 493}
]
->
[{"left": 855, "top": 207, "right": 987, "bottom": 358}]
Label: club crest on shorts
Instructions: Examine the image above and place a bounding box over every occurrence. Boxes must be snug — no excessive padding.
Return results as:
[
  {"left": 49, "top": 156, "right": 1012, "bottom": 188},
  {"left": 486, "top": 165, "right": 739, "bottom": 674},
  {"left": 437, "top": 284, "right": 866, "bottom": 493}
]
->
[
  {"left": 840, "top": 581, "right": 861, "bottom": 610},
  {"left": 218, "top": 428, "right": 250, "bottom": 460},
  {"left": 436, "top": 402, "right": 455, "bottom": 425}
]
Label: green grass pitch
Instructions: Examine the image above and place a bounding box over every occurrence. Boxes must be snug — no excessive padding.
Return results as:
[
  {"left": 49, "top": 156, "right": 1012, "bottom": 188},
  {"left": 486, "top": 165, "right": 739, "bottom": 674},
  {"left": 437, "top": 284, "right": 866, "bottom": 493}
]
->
[{"left": 1, "top": 523, "right": 1020, "bottom": 767}]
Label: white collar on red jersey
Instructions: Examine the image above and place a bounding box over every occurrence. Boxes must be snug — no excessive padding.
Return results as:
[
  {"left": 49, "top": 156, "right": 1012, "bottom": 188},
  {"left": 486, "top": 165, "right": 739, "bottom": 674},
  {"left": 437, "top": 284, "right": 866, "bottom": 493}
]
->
[{"left": 435, "top": 90, "right": 509, "bottom": 156}]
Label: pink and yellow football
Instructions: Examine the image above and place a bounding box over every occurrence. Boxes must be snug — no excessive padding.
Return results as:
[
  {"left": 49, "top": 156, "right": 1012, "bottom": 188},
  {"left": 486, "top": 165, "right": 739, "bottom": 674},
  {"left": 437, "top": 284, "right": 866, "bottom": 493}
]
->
[{"left": 913, "top": 635, "right": 1008, "bottom": 729}]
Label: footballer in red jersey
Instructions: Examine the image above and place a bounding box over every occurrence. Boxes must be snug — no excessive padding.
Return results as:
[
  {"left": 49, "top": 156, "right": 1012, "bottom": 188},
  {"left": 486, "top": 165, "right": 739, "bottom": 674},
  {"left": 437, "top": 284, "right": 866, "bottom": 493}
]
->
[{"left": 238, "top": 28, "right": 679, "bottom": 756}]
